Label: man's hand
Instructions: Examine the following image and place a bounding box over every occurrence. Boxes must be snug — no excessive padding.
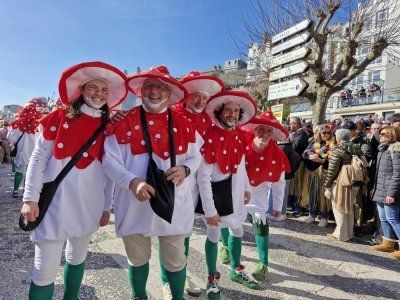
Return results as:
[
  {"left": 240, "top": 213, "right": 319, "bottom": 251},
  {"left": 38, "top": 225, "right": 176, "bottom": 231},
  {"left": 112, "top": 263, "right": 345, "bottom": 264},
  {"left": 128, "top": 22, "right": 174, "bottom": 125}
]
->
[
  {"left": 206, "top": 214, "right": 221, "bottom": 227},
  {"left": 21, "top": 201, "right": 39, "bottom": 222},
  {"left": 244, "top": 191, "right": 251, "bottom": 205},
  {"left": 166, "top": 166, "right": 186, "bottom": 186},
  {"left": 129, "top": 178, "right": 155, "bottom": 201},
  {"left": 386, "top": 196, "right": 395, "bottom": 204},
  {"left": 109, "top": 110, "right": 127, "bottom": 124},
  {"left": 99, "top": 211, "right": 111, "bottom": 227}
]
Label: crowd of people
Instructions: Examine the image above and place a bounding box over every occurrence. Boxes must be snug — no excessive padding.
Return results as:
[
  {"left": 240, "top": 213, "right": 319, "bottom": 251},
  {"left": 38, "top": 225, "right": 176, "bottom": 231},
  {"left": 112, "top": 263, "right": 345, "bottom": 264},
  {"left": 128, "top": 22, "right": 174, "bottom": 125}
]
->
[
  {"left": 1, "top": 60, "right": 399, "bottom": 300},
  {"left": 339, "top": 83, "right": 382, "bottom": 107}
]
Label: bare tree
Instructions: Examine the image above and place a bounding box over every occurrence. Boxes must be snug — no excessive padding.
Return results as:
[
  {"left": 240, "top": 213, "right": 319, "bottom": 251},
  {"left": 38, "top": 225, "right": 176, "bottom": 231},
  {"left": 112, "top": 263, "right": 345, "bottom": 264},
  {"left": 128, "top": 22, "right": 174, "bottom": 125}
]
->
[{"left": 237, "top": 0, "right": 400, "bottom": 124}]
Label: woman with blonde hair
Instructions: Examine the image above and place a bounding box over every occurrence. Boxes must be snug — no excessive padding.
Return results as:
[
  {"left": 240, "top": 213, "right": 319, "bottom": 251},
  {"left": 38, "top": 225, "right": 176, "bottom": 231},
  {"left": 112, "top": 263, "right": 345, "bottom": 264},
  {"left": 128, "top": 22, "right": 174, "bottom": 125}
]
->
[{"left": 303, "top": 125, "right": 336, "bottom": 227}]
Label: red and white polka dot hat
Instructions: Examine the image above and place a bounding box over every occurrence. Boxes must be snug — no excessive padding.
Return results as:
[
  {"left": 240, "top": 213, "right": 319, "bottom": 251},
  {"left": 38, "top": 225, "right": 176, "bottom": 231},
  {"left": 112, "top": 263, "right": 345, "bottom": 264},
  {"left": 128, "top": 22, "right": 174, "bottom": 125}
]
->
[
  {"left": 59, "top": 61, "right": 128, "bottom": 109},
  {"left": 240, "top": 110, "right": 288, "bottom": 141},
  {"left": 179, "top": 71, "right": 225, "bottom": 99},
  {"left": 127, "top": 65, "right": 187, "bottom": 106},
  {"left": 205, "top": 90, "right": 257, "bottom": 126}
]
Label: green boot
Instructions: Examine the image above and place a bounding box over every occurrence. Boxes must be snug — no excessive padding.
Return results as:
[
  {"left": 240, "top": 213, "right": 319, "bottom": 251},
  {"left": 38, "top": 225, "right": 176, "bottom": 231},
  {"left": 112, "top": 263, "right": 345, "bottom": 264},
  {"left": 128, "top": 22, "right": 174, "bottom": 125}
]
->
[
  {"left": 218, "top": 246, "right": 230, "bottom": 264},
  {"left": 230, "top": 265, "right": 259, "bottom": 290},
  {"left": 251, "top": 263, "right": 268, "bottom": 282},
  {"left": 64, "top": 261, "right": 85, "bottom": 300}
]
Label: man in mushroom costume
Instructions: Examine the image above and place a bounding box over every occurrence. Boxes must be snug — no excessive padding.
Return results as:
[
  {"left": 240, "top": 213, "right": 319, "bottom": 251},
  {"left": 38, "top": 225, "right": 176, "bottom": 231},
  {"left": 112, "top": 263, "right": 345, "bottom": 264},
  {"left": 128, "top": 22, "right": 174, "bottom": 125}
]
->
[
  {"left": 197, "top": 90, "right": 259, "bottom": 298},
  {"left": 156, "top": 71, "right": 225, "bottom": 299},
  {"left": 7, "top": 102, "right": 43, "bottom": 197},
  {"left": 102, "top": 66, "right": 204, "bottom": 300},
  {"left": 240, "top": 111, "right": 290, "bottom": 281},
  {"left": 20, "top": 61, "right": 128, "bottom": 299}
]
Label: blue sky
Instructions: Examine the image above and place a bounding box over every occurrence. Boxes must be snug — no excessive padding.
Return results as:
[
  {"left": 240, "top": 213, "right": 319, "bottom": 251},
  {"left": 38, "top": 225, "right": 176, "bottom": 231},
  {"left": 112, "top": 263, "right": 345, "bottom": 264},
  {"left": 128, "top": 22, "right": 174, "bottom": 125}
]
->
[{"left": 0, "top": 0, "right": 251, "bottom": 107}]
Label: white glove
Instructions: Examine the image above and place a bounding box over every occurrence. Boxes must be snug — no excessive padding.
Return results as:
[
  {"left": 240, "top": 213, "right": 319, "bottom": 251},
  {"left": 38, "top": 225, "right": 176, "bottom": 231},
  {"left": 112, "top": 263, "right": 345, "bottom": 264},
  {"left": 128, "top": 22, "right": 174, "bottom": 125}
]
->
[{"left": 324, "top": 188, "right": 332, "bottom": 199}]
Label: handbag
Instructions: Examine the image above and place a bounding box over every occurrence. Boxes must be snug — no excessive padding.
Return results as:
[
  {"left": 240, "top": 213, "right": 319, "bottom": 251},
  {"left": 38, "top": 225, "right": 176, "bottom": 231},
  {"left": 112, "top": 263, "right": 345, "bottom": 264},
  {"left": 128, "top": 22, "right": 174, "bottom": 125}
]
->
[
  {"left": 195, "top": 174, "right": 234, "bottom": 217},
  {"left": 10, "top": 132, "right": 25, "bottom": 158},
  {"left": 19, "top": 121, "right": 107, "bottom": 231},
  {"left": 140, "top": 106, "right": 176, "bottom": 223}
]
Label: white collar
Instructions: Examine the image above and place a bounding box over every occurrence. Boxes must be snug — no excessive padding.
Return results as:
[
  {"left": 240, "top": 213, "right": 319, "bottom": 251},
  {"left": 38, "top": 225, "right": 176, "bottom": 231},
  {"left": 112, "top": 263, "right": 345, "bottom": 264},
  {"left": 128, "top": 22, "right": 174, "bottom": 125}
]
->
[{"left": 80, "top": 103, "right": 103, "bottom": 117}]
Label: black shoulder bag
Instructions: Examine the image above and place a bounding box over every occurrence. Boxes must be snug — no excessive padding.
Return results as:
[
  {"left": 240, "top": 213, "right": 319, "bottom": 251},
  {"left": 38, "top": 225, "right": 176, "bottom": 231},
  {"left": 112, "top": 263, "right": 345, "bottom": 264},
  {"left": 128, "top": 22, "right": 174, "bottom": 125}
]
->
[
  {"left": 140, "top": 106, "right": 176, "bottom": 224},
  {"left": 19, "top": 121, "right": 107, "bottom": 231},
  {"left": 10, "top": 132, "right": 25, "bottom": 158}
]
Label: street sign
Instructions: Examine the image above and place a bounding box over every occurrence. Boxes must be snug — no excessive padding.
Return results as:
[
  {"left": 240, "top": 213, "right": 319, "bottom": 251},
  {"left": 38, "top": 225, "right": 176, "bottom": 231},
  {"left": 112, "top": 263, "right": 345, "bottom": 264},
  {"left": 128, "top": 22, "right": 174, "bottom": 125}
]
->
[
  {"left": 268, "top": 78, "right": 308, "bottom": 101},
  {"left": 270, "top": 46, "right": 309, "bottom": 68},
  {"left": 271, "top": 32, "right": 311, "bottom": 55},
  {"left": 269, "top": 61, "right": 308, "bottom": 81},
  {"left": 272, "top": 19, "right": 311, "bottom": 44},
  {"left": 271, "top": 104, "right": 284, "bottom": 122}
]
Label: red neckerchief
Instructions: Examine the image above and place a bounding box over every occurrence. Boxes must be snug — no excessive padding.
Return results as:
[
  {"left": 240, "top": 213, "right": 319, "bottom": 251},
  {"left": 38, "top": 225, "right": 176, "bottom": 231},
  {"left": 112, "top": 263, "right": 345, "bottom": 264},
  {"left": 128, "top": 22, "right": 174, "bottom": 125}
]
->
[
  {"left": 201, "top": 125, "right": 245, "bottom": 174},
  {"left": 173, "top": 104, "right": 212, "bottom": 138},
  {"left": 245, "top": 135, "right": 291, "bottom": 186},
  {"left": 106, "top": 106, "right": 196, "bottom": 159},
  {"left": 10, "top": 118, "right": 40, "bottom": 134},
  {"left": 40, "top": 108, "right": 105, "bottom": 169}
]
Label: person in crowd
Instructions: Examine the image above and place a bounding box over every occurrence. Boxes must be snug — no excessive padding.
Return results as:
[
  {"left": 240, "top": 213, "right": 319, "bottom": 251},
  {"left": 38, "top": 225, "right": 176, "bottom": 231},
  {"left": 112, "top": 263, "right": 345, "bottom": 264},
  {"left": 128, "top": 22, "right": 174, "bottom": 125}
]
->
[
  {"left": 359, "top": 87, "right": 367, "bottom": 99},
  {"left": 303, "top": 125, "right": 337, "bottom": 227},
  {"left": 20, "top": 61, "right": 127, "bottom": 300},
  {"left": 0, "top": 120, "right": 11, "bottom": 164},
  {"left": 240, "top": 111, "right": 290, "bottom": 281},
  {"left": 352, "top": 89, "right": 360, "bottom": 105},
  {"left": 303, "top": 122, "right": 314, "bottom": 140},
  {"left": 103, "top": 66, "right": 203, "bottom": 300},
  {"left": 197, "top": 90, "right": 258, "bottom": 298},
  {"left": 324, "top": 129, "right": 365, "bottom": 241},
  {"left": 370, "top": 126, "right": 400, "bottom": 259},
  {"left": 339, "top": 90, "right": 347, "bottom": 107},
  {"left": 390, "top": 113, "right": 400, "bottom": 128},
  {"left": 7, "top": 104, "right": 43, "bottom": 197},
  {"left": 159, "top": 71, "right": 224, "bottom": 299},
  {"left": 287, "top": 116, "right": 309, "bottom": 217}
]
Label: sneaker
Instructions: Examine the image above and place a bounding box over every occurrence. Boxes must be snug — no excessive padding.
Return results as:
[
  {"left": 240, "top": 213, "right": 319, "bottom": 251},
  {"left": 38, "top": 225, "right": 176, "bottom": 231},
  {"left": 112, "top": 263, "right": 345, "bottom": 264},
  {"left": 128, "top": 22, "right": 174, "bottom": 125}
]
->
[
  {"left": 219, "top": 246, "right": 230, "bottom": 264},
  {"left": 230, "top": 265, "right": 259, "bottom": 289},
  {"left": 185, "top": 277, "right": 201, "bottom": 297},
  {"left": 317, "top": 219, "right": 328, "bottom": 227},
  {"left": 206, "top": 273, "right": 221, "bottom": 300},
  {"left": 292, "top": 211, "right": 300, "bottom": 218},
  {"left": 12, "top": 190, "right": 18, "bottom": 198},
  {"left": 304, "top": 215, "right": 315, "bottom": 224},
  {"left": 251, "top": 263, "right": 268, "bottom": 282},
  {"left": 162, "top": 283, "right": 172, "bottom": 300},
  {"left": 280, "top": 214, "right": 287, "bottom": 221}
]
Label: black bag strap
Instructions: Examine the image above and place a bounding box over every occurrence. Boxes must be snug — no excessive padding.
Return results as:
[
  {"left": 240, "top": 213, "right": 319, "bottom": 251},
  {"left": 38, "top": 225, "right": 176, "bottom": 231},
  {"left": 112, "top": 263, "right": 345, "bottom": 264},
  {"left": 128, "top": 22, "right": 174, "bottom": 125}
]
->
[
  {"left": 14, "top": 132, "right": 25, "bottom": 147},
  {"left": 53, "top": 121, "right": 107, "bottom": 184},
  {"left": 139, "top": 106, "right": 176, "bottom": 167}
]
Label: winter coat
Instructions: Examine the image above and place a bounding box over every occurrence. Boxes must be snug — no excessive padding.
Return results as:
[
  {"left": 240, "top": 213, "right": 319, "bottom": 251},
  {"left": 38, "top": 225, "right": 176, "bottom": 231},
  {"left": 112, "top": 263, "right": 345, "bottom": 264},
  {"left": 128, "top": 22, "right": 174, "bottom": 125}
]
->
[
  {"left": 324, "top": 142, "right": 363, "bottom": 188},
  {"left": 371, "top": 142, "right": 400, "bottom": 205},
  {"left": 279, "top": 141, "right": 301, "bottom": 180},
  {"left": 290, "top": 130, "right": 309, "bottom": 156},
  {"left": 352, "top": 134, "right": 371, "bottom": 161}
]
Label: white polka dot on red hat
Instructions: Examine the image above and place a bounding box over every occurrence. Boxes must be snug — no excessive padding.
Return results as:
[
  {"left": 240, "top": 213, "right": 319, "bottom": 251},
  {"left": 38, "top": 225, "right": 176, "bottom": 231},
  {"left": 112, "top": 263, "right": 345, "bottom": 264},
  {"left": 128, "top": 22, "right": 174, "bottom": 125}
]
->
[
  {"left": 178, "top": 146, "right": 183, "bottom": 151},
  {"left": 50, "top": 126, "right": 56, "bottom": 131},
  {"left": 149, "top": 120, "right": 154, "bottom": 125},
  {"left": 272, "top": 160, "right": 276, "bottom": 164},
  {"left": 268, "top": 172, "right": 272, "bottom": 176},
  {"left": 63, "top": 123, "right": 69, "bottom": 129},
  {"left": 83, "top": 152, "right": 88, "bottom": 157},
  {"left": 155, "top": 134, "right": 161, "bottom": 139},
  {"left": 223, "top": 150, "right": 227, "bottom": 154},
  {"left": 226, "top": 166, "right": 229, "bottom": 170},
  {"left": 164, "top": 151, "right": 169, "bottom": 156},
  {"left": 220, "top": 137, "right": 224, "bottom": 141},
  {"left": 212, "top": 152, "right": 215, "bottom": 156},
  {"left": 208, "top": 139, "right": 212, "bottom": 143},
  {"left": 173, "top": 128, "right": 177, "bottom": 132},
  {"left": 260, "top": 156, "right": 264, "bottom": 160},
  {"left": 92, "top": 140, "right": 96, "bottom": 145},
  {"left": 251, "top": 180, "right": 254, "bottom": 184},
  {"left": 234, "top": 164, "right": 237, "bottom": 168},
  {"left": 57, "top": 143, "right": 63, "bottom": 148},
  {"left": 141, "top": 140, "right": 146, "bottom": 145},
  {"left": 127, "top": 131, "right": 132, "bottom": 136},
  {"left": 246, "top": 146, "right": 249, "bottom": 150},
  {"left": 256, "top": 168, "right": 260, "bottom": 172},
  {"left": 134, "top": 125, "right": 140, "bottom": 130}
]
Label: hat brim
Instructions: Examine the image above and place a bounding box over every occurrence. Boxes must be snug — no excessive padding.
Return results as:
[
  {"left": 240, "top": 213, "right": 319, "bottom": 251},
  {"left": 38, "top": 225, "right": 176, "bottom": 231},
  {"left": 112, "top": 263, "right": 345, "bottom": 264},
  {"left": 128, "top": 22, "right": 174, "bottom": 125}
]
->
[
  {"left": 240, "top": 118, "right": 288, "bottom": 141},
  {"left": 127, "top": 74, "right": 187, "bottom": 106},
  {"left": 180, "top": 76, "right": 225, "bottom": 99},
  {"left": 205, "top": 91, "right": 257, "bottom": 126},
  {"left": 59, "top": 61, "right": 128, "bottom": 109}
]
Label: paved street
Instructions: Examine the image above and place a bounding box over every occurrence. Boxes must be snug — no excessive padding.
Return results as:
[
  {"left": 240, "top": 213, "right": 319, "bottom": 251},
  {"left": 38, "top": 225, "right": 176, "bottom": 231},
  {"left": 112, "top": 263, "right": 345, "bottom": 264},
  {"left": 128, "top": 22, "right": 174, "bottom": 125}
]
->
[{"left": 0, "top": 162, "right": 399, "bottom": 300}]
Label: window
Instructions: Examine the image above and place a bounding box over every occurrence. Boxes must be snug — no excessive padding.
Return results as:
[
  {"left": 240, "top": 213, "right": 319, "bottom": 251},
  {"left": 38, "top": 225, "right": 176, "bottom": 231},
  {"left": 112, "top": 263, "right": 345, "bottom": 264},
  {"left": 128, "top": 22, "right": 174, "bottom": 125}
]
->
[
  {"left": 356, "top": 75, "right": 364, "bottom": 89},
  {"left": 370, "top": 71, "right": 381, "bottom": 83},
  {"left": 359, "top": 45, "right": 369, "bottom": 55},
  {"left": 373, "top": 56, "right": 382, "bottom": 64},
  {"left": 383, "top": 111, "right": 395, "bottom": 121},
  {"left": 376, "top": 9, "right": 389, "bottom": 26}
]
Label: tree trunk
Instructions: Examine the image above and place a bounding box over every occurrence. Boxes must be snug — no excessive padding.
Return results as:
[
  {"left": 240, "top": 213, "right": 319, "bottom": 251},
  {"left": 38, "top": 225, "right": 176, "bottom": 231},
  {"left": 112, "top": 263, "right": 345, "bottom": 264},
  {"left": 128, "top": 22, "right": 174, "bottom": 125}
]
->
[{"left": 311, "top": 88, "right": 332, "bottom": 125}]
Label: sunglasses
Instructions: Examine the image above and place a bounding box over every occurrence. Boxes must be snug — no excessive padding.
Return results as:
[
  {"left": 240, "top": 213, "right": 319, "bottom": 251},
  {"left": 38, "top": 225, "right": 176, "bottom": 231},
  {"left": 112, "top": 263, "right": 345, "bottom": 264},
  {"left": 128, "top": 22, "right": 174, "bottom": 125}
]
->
[{"left": 379, "top": 132, "right": 387, "bottom": 136}]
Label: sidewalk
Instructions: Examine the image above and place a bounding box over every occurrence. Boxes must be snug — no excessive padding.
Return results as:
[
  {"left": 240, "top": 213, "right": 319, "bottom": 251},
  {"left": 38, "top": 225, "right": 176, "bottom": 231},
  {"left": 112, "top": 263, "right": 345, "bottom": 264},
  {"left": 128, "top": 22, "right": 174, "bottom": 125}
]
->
[{"left": 0, "top": 162, "right": 399, "bottom": 299}]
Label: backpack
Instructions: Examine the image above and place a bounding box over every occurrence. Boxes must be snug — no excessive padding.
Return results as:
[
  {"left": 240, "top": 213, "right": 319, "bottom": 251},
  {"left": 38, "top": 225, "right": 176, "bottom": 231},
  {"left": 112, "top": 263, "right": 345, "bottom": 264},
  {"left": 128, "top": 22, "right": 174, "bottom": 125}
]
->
[{"left": 351, "top": 155, "right": 367, "bottom": 182}]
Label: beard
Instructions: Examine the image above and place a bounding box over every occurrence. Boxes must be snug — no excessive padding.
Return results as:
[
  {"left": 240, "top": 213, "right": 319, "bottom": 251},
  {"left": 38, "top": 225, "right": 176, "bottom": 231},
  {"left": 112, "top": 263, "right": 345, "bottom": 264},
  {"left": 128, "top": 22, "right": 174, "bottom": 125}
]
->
[
  {"left": 219, "top": 117, "right": 237, "bottom": 129},
  {"left": 142, "top": 96, "right": 168, "bottom": 111}
]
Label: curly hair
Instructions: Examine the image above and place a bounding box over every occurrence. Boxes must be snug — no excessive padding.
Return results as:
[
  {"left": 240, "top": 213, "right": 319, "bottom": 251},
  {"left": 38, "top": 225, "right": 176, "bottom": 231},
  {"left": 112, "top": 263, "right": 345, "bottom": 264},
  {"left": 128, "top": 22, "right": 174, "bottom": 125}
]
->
[{"left": 213, "top": 103, "right": 244, "bottom": 122}]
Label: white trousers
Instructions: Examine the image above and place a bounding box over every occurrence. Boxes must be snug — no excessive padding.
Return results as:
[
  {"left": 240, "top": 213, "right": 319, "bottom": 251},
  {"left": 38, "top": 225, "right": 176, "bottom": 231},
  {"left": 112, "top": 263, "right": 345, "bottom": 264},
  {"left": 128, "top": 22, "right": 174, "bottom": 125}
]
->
[
  {"left": 31, "top": 232, "right": 92, "bottom": 286},
  {"left": 207, "top": 225, "right": 243, "bottom": 243}
]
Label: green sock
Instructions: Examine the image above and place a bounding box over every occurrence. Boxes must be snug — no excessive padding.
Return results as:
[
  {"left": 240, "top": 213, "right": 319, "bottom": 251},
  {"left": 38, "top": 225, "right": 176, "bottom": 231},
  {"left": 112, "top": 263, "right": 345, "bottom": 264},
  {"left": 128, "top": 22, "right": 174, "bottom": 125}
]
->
[
  {"left": 220, "top": 228, "right": 229, "bottom": 247},
  {"left": 228, "top": 235, "right": 242, "bottom": 271},
  {"left": 14, "top": 171, "right": 23, "bottom": 191},
  {"left": 184, "top": 236, "right": 190, "bottom": 257},
  {"left": 255, "top": 234, "right": 269, "bottom": 265},
  {"left": 128, "top": 262, "right": 149, "bottom": 298},
  {"left": 29, "top": 281, "right": 54, "bottom": 300},
  {"left": 159, "top": 246, "right": 168, "bottom": 285},
  {"left": 12, "top": 161, "right": 16, "bottom": 173},
  {"left": 63, "top": 261, "right": 85, "bottom": 300},
  {"left": 205, "top": 238, "right": 218, "bottom": 275},
  {"left": 166, "top": 267, "right": 186, "bottom": 300}
]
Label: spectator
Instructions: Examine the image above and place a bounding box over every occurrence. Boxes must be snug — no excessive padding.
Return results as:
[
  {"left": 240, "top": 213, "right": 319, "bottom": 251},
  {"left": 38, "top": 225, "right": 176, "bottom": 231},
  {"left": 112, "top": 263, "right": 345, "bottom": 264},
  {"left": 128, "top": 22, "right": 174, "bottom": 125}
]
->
[
  {"left": 339, "top": 90, "right": 347, "bottom": 107},
  {"left": 303, "top": 125, "right": 336, "bottom": 227},
  {"left": 324, "top": 129, "right": 365, "bottom": 241},
  {"left": 390, "top": 113, "right": 400, "bottom": 128},
  {"left": 370, "top": 126, "right": 400, "bottom": 259},
  {"left": 0, "top": 120, "right": 11, "bottom": 163},
  {"left": 359, "top": 87, "right": 367, "bottom": 104}
]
